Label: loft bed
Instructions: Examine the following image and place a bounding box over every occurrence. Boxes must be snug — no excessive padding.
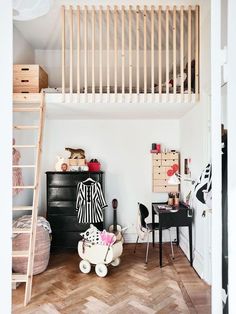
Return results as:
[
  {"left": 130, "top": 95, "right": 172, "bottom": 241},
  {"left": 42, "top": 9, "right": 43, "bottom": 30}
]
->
[
  {"left": 58, "top": 5, "right": 199, "bottom": 103},
  {"left": 13, "top": 6, "right": 199, "bottom": 103}
]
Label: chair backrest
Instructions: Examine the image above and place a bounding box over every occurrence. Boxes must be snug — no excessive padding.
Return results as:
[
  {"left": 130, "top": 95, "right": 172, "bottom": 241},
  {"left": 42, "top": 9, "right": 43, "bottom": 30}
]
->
[{"left": 138, "top": 203, "right": 149, "bottom": 228}]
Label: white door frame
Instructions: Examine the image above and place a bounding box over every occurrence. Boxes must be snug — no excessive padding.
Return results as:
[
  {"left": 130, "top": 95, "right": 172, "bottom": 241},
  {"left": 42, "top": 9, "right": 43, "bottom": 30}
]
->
[
  {"left": 211, "top": 0, "right": 222, "bottom": 313},
  {"left": 227, "top": 1, "right": 236, "bottom": 312}
]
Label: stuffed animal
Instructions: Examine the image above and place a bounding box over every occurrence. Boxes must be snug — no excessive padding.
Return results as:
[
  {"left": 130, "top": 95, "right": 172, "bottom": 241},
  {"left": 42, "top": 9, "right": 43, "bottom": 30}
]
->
[
  {"left": 55, "top": 156, "right": 64, "bottom": 171},
  {"left": 65, "top": 147, "right": 85, "bottom": 159},
  {"left": 81, "top": 224, "right": 102, "bottom": 245}
]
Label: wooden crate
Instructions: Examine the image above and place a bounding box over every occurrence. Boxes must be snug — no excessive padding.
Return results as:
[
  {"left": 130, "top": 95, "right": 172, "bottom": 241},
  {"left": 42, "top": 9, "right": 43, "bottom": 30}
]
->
[{"left": 13, "top": 64, "right": 48, "bottom": 93}]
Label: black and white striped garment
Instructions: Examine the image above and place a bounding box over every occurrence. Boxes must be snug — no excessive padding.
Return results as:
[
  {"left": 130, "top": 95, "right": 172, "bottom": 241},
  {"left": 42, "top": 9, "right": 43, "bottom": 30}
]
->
[{"left": 76, "top": 180, "right": 107, "bottom": 223}]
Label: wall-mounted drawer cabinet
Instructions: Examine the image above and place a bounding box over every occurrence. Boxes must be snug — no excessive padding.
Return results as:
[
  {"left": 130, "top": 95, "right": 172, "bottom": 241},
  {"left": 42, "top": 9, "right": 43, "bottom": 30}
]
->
[{"left": 152, "top": 152, "right": 179, "bottom": 193}]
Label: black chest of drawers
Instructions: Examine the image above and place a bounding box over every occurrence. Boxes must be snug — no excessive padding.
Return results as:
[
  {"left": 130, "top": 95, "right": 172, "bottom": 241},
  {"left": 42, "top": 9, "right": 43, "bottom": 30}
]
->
[{"left": 46, "top": 171, "right": 104, "bottom": 249}]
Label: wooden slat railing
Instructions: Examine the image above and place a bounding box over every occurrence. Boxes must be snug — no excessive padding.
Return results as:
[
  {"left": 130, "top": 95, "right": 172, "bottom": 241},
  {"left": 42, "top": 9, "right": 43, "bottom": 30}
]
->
[{"left": 61, "top": 5, "right": 200, "bottom": 103}]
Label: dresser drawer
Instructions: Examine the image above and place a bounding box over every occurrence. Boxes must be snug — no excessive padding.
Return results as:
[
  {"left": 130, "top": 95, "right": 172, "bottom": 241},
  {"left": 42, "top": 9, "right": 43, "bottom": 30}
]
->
[
  {"left": 48, "top": 215, "right": 86, "bottom": 232},
  {"left": 51, "top": 231, "right": 82, "bottom": 249},
  {"left": 153, "top": 172, "right": 168, "bottom": 180},
  {"left": 153, "top": 166, "right": 168, "bottom": 174},
  {"left": 47, "top": 172, "right": 102, "bottom": 187},
  {"left": 48, "top": 187, "right": 76, "bottom": 202},
  {"left": 161, "top": 159, "right": 179, "bottom": 167},
  {"left": 153, "top": 185, "right": 179, "bottom": 193},
  {"left": 161, "top": 152, "right": 179, "bottom": 160},
  {"left": 153, "top": 179, "right": 169, "bottom": 186},
  {"left": 47, "top": 205, "right": 76, "bottom": 215}
]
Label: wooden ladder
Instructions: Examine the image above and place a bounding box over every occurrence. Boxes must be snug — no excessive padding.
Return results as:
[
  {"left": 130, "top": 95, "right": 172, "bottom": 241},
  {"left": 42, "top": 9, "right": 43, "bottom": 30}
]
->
[{"left": 12, "top": 92, "right": 45, "bottom": 306}]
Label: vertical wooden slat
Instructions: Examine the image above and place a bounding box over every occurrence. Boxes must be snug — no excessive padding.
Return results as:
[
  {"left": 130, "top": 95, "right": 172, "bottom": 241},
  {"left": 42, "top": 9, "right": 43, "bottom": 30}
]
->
[
  {"left": 151, "top": 5, "right": 154, "bottom": 97},
  {"left": 136, "top": 5, "right": 140, "bottom": 97},
  {"left": 195, "top": 5, "right": 199, "bottom": 98},
  {"left": 69, "top": 6, "right": 73, "bottom": 96},
  {"left": 129, "top": 5, "right": 132, "bottom": 100},
  {"left": 180, "top": 6, "right": 184, "bottom": 97},
  {"left": 77, "top": 6, "right": 80, "bottom": 96},
  {"left": 99, "top": 6, "right": 103, "bottom": 98},
  {"left": 106, "top": 6, "right": 110, "bottom": 97},
  {"left": 173, "top": 5, "right": 177, "bottom": 96},
  {"left": 122, "top": 5, "right": 125, "bottom": 98},
  {"left": 166, "top": 6, "right": 169, "bottom": 95},
  {"left": 84, "top": 5, "right": 88, "bottom": 96},
  {"left": 61, "top": 6, "right": 65, "bottom": 101},
  {"left": 92, "top": 6, "right": 95, "bottom": 99},
  {"left": 114, "top": 5, "right": 118, "bottom": 99},
  {"left": 158, "top": 6, "right": 162, "bottom": 96},
  {"left": 143, "top": 5, "right": 147, "bottom": 97},
  {"left": 188, "top": 6, "right": 192, "bottom": 98}
]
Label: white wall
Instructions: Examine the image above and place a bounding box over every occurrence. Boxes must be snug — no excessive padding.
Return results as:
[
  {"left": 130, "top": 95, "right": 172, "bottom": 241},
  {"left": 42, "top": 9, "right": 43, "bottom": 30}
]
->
[
  {"left": 179, "top": 100, "right": 211, "bottom": 282},
  {"left": 39, "top": 119, "right": 180, "bottom": 242},
  {"left": 13, "top": 26, "right": 34, "bottom": 64},
  {"left": 179, "top": 0, "right": 211, "bottom": 283},
  {"left": 0, "top": 1, "right": 12, "bottom": 312}
]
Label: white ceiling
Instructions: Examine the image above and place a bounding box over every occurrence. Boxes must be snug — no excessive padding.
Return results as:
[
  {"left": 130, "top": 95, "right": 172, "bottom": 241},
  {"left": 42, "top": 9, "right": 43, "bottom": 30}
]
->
[{"left": 14, "top": 1, "right": 195, "bottom": 50}]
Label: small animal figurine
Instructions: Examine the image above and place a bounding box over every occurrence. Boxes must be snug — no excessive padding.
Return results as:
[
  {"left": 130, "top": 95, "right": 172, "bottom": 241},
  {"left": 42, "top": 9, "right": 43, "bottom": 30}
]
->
[
  {"left": 65, "top": 147, "right": 85, "bottom": 159},
  {"left": 55, "top": 156, "right": 64, "bottom": 171}
]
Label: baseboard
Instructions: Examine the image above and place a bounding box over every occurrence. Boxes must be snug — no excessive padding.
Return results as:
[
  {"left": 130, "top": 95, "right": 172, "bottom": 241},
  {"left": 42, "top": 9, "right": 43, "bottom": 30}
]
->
[
  {"left": 179, "top": 230, "right": 204, "bottom": 278},
  {"left": 123, "top": 229, "right": 177, "bottom": 244}
]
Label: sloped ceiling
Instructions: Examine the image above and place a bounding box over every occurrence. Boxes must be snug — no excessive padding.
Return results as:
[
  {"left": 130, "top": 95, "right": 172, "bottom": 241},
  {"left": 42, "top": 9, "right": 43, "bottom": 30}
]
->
[{"left": 14, "top": 1, "right": 196, "bottom": 50}]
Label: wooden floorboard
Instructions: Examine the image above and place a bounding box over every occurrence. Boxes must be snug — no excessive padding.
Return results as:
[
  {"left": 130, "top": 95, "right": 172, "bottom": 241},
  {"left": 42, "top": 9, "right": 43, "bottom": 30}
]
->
[{"left": 12, "top": 243, "right": 211, "bottom": 313}]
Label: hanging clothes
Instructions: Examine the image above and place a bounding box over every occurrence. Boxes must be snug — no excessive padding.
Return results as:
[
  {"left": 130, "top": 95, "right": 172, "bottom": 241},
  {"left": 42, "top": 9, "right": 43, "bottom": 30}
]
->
[
  {"left": 76, "top": 179, "right": 107, "bottom": 223},
  {"left": 12, "top": 138, "right": 24, "bottom": 196},
  {"left": 193, "top": 163, "right": 212, "bottom": 207}
]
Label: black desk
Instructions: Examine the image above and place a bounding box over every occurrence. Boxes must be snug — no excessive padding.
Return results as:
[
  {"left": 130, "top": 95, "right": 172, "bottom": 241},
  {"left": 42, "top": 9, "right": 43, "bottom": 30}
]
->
[{"left": 152, "top": 202, "right": 193, "bottom": 267}]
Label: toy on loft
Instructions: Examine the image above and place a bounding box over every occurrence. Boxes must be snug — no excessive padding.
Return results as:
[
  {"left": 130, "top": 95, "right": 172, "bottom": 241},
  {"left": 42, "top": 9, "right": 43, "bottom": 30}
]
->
[
  {"left": 184, "top": 59, "right": 196, "bottom": 93},
  {"left": 78, "top": 224, "right": 123, "bottom": 277}
]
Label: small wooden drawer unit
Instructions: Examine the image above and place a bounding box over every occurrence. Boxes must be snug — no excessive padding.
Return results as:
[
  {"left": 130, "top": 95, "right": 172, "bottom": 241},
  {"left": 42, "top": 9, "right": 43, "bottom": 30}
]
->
[
  {"left": 13, "top": 64, "right": 48, "bottom": 93},
  {"left": 152, "top": 151, "right": 179, "bottom": 193}
]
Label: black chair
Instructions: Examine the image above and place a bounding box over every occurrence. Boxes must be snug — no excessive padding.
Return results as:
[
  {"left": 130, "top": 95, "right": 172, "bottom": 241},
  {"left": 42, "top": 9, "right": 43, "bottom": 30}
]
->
[{"left": 134, "top": 202, "right": 174, "bottom": 263}]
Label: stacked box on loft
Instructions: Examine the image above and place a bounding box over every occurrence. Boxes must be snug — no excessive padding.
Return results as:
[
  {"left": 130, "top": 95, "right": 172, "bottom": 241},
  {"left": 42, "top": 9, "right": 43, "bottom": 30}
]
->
[{"left": 13, "top": 64, "right": 48, "bottom": 93}]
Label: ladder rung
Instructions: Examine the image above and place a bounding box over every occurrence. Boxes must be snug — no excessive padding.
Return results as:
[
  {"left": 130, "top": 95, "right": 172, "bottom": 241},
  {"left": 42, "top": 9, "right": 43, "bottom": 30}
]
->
[
  {"left": 12, "top": 274, "right": 27, "bottom": 283},
  {"left": 13, "top": 107, "right": 41, "bottom": 112},
  {"left": 13, "top": 125, "right": 39, "bottom": 130},
  {"left": 13, "top": 206, "right": 33, "bottom": 211},
  {"left": 12, "top": 165, "right": 36, "bottom": 168},
  {"left": 13, "top": 228, "right": 31, "bottom": 234},
  {"left": 12, "top": 251, "right": 29, "bottom": 257},
  {"left": 12, "top": 186, "right": 35, "bottom": 189},
  {"left": 13, "top": 145, "right": 37, "bottom": 148}
]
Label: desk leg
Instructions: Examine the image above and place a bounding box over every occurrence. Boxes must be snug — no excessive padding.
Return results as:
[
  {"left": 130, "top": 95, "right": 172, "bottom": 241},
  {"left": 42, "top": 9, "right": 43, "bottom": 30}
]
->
[
  {"left": 189, "top": 224, "right": 193, "bottom": 266},
  {"left": 152, "top": 207, "right": 155, "bottom": 247},
  {"left": 159, "top": 226, "right": 162, "bottom": 267},
  {"left": 176, "top": 227, "right": 179, "bottom": 246}
]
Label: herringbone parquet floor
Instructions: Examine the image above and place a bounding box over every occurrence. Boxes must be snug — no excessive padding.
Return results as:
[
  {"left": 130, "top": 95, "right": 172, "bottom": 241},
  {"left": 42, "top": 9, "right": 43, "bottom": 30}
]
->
[{"left": 12, "top": 244, "right": 211, "bottom": 314}]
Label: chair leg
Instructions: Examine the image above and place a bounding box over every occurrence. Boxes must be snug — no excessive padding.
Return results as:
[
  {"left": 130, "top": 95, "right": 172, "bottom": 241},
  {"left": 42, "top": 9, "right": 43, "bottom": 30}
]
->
[
  {"left": 134, "top": 236, "right": 139, "bottom": 253},
  {"left": 168, "top": 229, "right": 175, "bottom": 259},
  {"left": 145, "top": 231, "right": 150, "bottom": 264}
]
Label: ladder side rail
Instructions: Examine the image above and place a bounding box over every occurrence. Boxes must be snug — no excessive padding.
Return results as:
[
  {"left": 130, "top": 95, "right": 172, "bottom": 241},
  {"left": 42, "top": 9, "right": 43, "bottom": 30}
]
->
[{"left": 24, "top": 92, "right": 45, "bottom": 306}]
